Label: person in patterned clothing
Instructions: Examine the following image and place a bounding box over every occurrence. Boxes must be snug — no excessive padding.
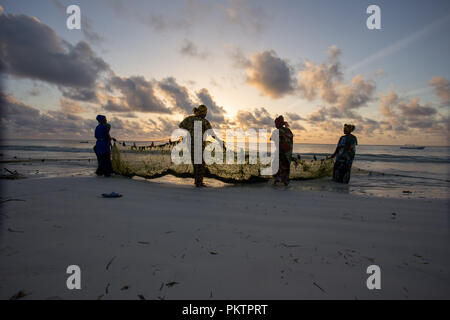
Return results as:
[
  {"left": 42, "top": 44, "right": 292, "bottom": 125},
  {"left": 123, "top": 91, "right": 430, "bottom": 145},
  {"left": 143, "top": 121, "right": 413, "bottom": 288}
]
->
[
  {"left": 272, "top": 115, "right": 294, "bottom": 186},
  {"left": 329, "top": 124, "right": 358, "bottom": 184},
  {"left": 179, "top": 105, "right": 213, "bottom": 187}
]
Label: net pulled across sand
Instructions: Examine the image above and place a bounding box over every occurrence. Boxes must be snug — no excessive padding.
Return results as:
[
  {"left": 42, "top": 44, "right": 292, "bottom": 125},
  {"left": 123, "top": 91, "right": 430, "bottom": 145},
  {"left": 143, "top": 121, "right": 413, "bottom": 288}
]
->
[{"left": 111, "top": 143, "right": 334, "bottom": 183}]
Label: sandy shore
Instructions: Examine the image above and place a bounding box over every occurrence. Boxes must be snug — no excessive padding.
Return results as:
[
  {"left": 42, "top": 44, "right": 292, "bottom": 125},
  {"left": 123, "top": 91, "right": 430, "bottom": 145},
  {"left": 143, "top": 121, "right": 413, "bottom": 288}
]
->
[{"left": 0, "top": 176, "right": 449, "bottom": 300}]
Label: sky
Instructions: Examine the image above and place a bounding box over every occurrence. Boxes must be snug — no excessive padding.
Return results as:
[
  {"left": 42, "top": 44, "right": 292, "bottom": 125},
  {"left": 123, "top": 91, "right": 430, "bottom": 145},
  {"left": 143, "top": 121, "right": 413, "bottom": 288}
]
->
[{"left": 0, "top": 0, "right": 449, "bottom": 145}]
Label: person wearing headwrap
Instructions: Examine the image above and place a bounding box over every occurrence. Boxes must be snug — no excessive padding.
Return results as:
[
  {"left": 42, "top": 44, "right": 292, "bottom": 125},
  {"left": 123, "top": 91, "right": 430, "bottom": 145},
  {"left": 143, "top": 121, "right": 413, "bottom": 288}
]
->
[
  {"left": 329, "top": 123, "right": 358, "bottom": 183},
  {"left": 94, "top": 115, "right": 113, "bottom": 177},
  {"left": 272, "top": 115, "right": 294, "bottom": 186},
  {"left": 179, "top": 105, "right": 213, "bottom": 187}
]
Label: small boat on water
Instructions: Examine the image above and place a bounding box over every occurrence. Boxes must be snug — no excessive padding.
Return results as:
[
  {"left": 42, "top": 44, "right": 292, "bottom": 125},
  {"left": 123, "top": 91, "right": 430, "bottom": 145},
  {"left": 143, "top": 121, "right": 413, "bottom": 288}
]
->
[
  {"left": 400, "top": 145, "right": 425, "bottom": 150},
  {"left": 79, "top": 141, "right": 90, "bottom": 144}
]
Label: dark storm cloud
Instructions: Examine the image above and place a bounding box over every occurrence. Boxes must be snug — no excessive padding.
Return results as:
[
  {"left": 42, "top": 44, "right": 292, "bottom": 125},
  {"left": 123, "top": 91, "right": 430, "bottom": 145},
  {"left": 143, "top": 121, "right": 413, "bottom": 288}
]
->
[
  {"left": 233, "top": 107, "right": 305, "bottom": 131},
  {"left": 0, "top": 12, "right": 110, "bottom": 92},
  {"left": 59, "top": 86, "right": 99, "bottom": 102},
  {"left": 0, "top": 93, "right": 174, "bottom": 140},
  {"left": 196, "top": 88, "right": 227, "bottom": 123},
  {"left": 234, "top": 107, "right": 273, "bottom": 129},
  {"left": 102, "top": 99, "right": 130, "bottom": 113},
  {"left": 108, "top": 76, "right": 171, "bottom": 114},
  {"left": 0, "top": 93, "right": 96, "bottom": 137},
  {"left": 158, "top": 77, "right": 196, "bottom": 114}
]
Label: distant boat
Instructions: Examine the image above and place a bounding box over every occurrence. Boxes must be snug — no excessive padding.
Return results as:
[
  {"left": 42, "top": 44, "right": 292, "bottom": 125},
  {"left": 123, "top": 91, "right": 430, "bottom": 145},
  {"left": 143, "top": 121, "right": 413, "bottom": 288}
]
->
[
  {"left": 400, "top": 145, "right": 425, "bottom": 150},
  {"left": 80, "top": 141, "right": 89, "bottom": 144}
]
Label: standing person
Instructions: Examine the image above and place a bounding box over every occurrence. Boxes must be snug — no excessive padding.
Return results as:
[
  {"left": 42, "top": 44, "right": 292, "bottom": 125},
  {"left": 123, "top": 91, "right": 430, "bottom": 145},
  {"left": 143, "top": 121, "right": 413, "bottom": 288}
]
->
[
  {"left": 94, "top": 115, "right": 113, "bottom": 177},
  {"left": 272, "top": 115, "right": 294, "bottom": 186},
  {"left": 329, "top": 124, "right": 357, "bottom": 184},
  {"left": 179, "top": 105, "right": 215, "bottom": 187}
]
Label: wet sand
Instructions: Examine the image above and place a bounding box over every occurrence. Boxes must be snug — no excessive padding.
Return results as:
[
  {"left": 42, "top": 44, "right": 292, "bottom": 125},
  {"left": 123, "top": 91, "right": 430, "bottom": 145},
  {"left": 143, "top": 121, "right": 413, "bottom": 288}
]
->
[{"left": 0, "top": 175, "right": 449, "bottom": 299}]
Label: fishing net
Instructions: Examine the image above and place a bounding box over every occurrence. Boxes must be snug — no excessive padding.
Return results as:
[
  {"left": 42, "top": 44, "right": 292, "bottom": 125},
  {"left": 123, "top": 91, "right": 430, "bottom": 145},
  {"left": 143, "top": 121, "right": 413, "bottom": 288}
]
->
[{"left": 111, "top": 142, "right": 334, "bottom": 183}]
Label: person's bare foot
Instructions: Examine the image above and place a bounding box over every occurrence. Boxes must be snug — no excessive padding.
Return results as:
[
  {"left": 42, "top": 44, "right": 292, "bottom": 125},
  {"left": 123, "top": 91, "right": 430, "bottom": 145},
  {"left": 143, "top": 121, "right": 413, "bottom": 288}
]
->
[{"left": 195, "top": 183, "right": 207, "bottom": 187}]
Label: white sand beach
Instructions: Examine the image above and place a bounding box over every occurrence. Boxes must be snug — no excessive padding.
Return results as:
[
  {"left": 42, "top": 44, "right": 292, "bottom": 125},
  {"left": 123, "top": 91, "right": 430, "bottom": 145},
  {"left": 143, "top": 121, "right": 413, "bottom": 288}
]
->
[{"left": 0, "top": 175, "right": 449, "bottom": 300}]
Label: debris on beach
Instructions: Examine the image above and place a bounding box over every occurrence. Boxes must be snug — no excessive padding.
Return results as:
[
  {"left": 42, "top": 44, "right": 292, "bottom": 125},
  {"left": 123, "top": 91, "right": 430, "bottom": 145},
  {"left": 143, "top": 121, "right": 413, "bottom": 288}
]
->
[
  {"left": 106, "top": 256, "right": 116, "bottom": 270},
  {"left": 279, "top": 242, "right": 301, "bottom": 248},
  {"left": 1, "top": 168, "right": 25, "bottom": 180},
  {"left": 313, "top": 282, "right": 326, "bottom": 293},
  {"left": 138, "top": 294, "right": 146, "bottom": 300},
  {"left": 165, "top": 281, "right": 179, "bottom": 287},
  {"left": 101, "top": 192, "right": 122, "bottom": 198},
  {"left": 1, "top": 198, "right": 26, "bottom": 204},
  {"left": 120, "top": 285, "right": 129, "bottom": 291},
  {"left": 9, "top": 290, "right": 29, "bottom": 300}
]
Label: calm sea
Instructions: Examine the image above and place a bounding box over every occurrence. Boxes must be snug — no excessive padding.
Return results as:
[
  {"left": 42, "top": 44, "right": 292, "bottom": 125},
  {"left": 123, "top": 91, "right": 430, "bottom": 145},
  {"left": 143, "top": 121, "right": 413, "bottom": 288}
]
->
[{"left": 1, "top": 139, "right": 449, "bottom": 199}]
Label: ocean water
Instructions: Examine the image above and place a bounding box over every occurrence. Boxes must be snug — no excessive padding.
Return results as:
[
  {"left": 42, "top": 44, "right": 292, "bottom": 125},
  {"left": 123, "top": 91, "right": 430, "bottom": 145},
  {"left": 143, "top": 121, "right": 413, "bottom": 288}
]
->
[{"left": 1, "top": 139, "right": 449, "bottom": 199}]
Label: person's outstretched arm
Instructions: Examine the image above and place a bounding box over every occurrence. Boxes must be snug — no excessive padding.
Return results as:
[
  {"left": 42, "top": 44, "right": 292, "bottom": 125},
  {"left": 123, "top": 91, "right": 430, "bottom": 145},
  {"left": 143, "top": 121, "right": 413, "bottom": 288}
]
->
[{"left": 328, "top": 138, "right": 342, "bottom": 159}]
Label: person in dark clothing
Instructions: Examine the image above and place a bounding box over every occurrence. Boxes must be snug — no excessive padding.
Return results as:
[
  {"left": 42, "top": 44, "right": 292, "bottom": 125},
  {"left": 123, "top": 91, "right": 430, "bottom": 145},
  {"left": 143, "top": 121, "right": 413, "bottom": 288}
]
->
[
  {"left": 179, "top": 105, "right": 224, "bottom": 187},
  {"left": 94, "top": 115, "right": 113, "bottom": 177},
  {"left": 272, "top": 115, "right": 294, "bottom": 186},
  {"left": 179, "top": 105, "right": 212, "bottom": 187},
  {"left": 329, "top": 124, "right": 358, "bottom": 184}
]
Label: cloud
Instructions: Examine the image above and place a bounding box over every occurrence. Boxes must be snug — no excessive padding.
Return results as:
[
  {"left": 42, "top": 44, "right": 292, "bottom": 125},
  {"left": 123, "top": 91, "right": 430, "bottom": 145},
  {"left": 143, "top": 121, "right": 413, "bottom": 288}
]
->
[
  {"left": 233, "top": 107, "right": 306, "bottom": 131},
  {"left": 1, "top": 93, "right": 40, "bottom": 118},
  {"left": 196, "top": 88, "right": 227, "bottom": 124},
  {"left": 28, "top": 87, "right": 40, "bottom": 97},
  {"left": 307, "top": 107, "right": 328, "bottom": 122},
  {"left": 285, "top": 112, "right": 305, "bottom": 121},
  {"left": 334, "top": 75, "right": 376, "bottom": 112},
  {"left": 59, "top": 86, "right": 99, "bottom": 102},
  {"left": 234, "top": 107, "right": 274, "bottom": 129},
  {"left": 0, "top": 93, "right": 179, "bottom": 140},
  {"left": 158, "top": 77, "right": 196, "bottom": 114},
  {"left": 298, "top": 46, "right": 343, "bottom": 103},
  {"left": 60, "top": 98, "right": 85, "bottom": 114},
  {"left": 102, "top": 98, "right": 129, "bottom": 113},
  {"left": 429, "top": 76, "right": 450, "bottom": 107},
  {"left": 298, "top": 46, "right": 376, "bottom": 117},
  {"left": 227, "top": 45, "right": 252, "bottom": 68},
  {"left": 235, "top": 50, "right": 295, "bottom": 99},
  {"left": 0, "top": 93, "right": 96, "bottom": 138},
  {"left": 0, "top": 12, "right": 110, "bottom": 94},
  {"left": 141, "top": 12, "right": 191, "bottom": 32},
  {"left": 150, "top": 116, "right": 180, "bottom": 135},
  {"left": 378, "top": 90, "right": 441, "bottom": 131},
  {"left": 180, "top": 39, "right": 210, "bottom": 59},
  {"left": 224, "top": 0, "right": 272, "bottom": 35},
  {"left": 327, "top": 45, "right": 342, "bottom": 60},
  {"left": 106, "top": 76, "right": 171, "bottom": 114}
]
